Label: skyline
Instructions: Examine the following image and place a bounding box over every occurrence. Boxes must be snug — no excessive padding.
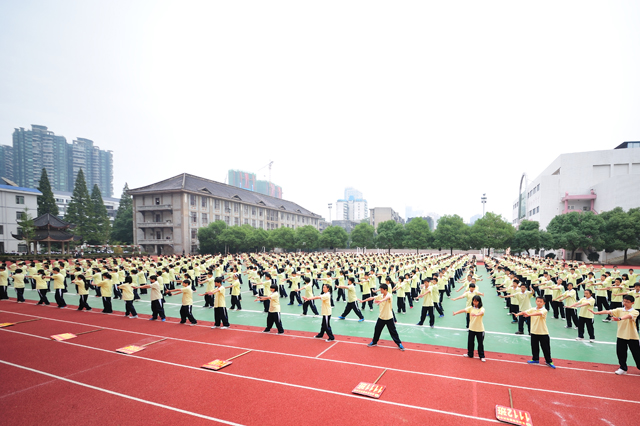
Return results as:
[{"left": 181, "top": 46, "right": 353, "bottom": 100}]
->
[{"left": 1, "top": 1, "right": 639, "bottom": 225}]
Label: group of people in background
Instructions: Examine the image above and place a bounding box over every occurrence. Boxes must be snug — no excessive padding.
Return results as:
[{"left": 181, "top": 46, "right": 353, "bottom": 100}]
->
[{"left": 0, "top": 250, "right": 638, "bottom": 375}]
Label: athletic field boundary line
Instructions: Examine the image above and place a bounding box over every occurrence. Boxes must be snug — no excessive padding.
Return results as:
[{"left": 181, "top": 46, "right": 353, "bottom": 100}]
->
[
  {"left": 0, "top": 359, "right": 246, "bottom": 426},
  {"left": 0, "top": 309, "right": 624, "bottom": 376},
  {"left": 3, "top": 327, "right": 639, "bottom": 407},
  {"left": 315, "top": 341, "right": 338, "bottom": 358}
]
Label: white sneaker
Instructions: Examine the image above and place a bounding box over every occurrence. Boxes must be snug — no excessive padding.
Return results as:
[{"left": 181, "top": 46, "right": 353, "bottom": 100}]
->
[
  {"left": 220, "top": 326, "right": 229, "bottom": 329},
  {"left": 481, "top": 358, "right": 486, "bottom": 362},
  {"left": 462, "top": 354, "right": 470, "bottom": 358},
  {"left": 589, "top": 339, "right": 595, "bottom": 343},
  {"left": 615, "top": 368, "right": 627, "bottom": 375},
  {"left": 131, "top": 316, "right": 138, "bottom": 319},
  {"left": 211, "top": 326, "right": 217, "bottom": 329},
  {"left": 575, "top": 337, "right": 584, "bottom": 341}
]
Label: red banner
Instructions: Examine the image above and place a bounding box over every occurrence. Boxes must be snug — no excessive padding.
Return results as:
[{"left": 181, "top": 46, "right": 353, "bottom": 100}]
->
[{"left": 495, "top": 405, "right": 533, "bottom": 426}]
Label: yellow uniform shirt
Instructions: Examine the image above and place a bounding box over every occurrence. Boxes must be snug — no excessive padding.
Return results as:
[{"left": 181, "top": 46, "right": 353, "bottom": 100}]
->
[
  {"left": 610, "top": 308, "right": 639, "bottom": 340},
  {"left": 320, "top": 292, "right": 331, "bottom": 316},
  {"left": 74, "top": 279, "right": 88, "bottom": 296},
  {"left": 525, "top": 307, "right": 549, "bottom": 335},
  {"left": 465, "top": 306, "right": 485, "bottom": 332},
  {"left": 561, "top": 289, "right": 577, "bottom": 307},
  {"left": 345, "top": 284, "right": 357, "bottom": 303},
  {"left": 269, "top": 292, "right": 280, "bottom": 313},
  {"left": 578, "top": 297, "right": 595, "bottom": 318},
  {"left": 51, "top": 273, "right": 65, "bottom": 290},
  {"left": 0, "top": 270, "right": 8, "bottom": 286},
  {"left": 119, "top": 283, "right": 134, "bottom": 301},
  {"left": 375, "top": 294, "right": 393, "bottom": 320},
  {"left": 12, "top": 273, "right": 25, "bottom": 289},
  {"left": 214, "top": 286, "right": 226, "bottom": 307},
  {"left": 95, "top": 280, "right": 113, "bottom": 297},
  {"left": 181, "top": 286, "right": 193, "bottom": 306},
  {"left": 231, "top": 279, "right": 241, "bottom": 296}
]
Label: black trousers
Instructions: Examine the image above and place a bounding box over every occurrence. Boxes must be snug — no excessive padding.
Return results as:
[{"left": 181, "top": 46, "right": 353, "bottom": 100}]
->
[
  {"left": 551, "top": 300, "right": 565, "bottom": 319},
  {"left": 361, "top": 291, "right": 374, "bottom": 310},
  {"left": 77, "top": 294, "right": 91, "bottom": 310},
  {"left": 616, "top": 338, "right": 640, "bottom": 371},
  {"left": 230, "top": 295, "right": 242, "bottom": 310},
  {"left": 418, "top": 306, "right": 434, "bottom": 327},
  {"left": 124, "top": 300, "right": 137, "bottom": 317},
  {"left": 0, "top": 286, "right": 8, "bottom": 300},
  {"left": 578, "top": 316, "right": 595, "bottom": 339},
  {"left": 278, "top": 284, "right": 288, "bottom": 298},
  {"left": 214, "top": 307, "right": 230, "bottom": 326},
  {"left": 265, "top": 312, "right": 284, "bottom": 333},
  {"left": 544, "top": 295, "right": 552, "bottom": 311},
  {"left": 302, "top": 300, "right": 319, "bottom": 315},
  {"left": 336, "top": 287, "right": 346, "bottom": 302},
  {"left": 37, "top": 289, "right": 50, "bottom": 305},
  {"left": 406, "top": 293, "right": 414, "bottom": 308},
  {"left": 596, "top": 296, "right": 611, "bottom": 319},
  {"left": 179, "top": 305, "right": 197, "bottom": 324},
  {"left": 101, "top": 297, "right": 112, "bottom": 313},
  {"left": 340, "top": 302, "right": 363, "bottom": 319},
  {"left": 397, "top": 296, "right": 406, "bottom": 313},
  {"left": 518, "top": 315, "right": 531, "bottom": 333},
  {"left": 151, "top": 299, "right": 166, "bottom": 319},
  {"left": 203, "top": 294, "right": 214, "bottom": 307},
  {"left": 531, "top": 333, "right": 553, "bottom": 364},
  {"left": 16, "top": 288, "right": 25, "bottom": 302},
  {"left": 371, "top": 318, "right": 402, "bottom": 346},
  {"left": 468, "top": 330, "right": 485, "bottom": 358},
  {"left": 316, "top": 315, "right": 334, "bottom": 340},
  {"left": 54, "top": 289, "right": 67, "bottom": 307},
  {"left": 289, "top": 291, "right": 302, "bottom": 305},
  {"left": 565, "top": 308, "right": 578, "bottom": 328}
]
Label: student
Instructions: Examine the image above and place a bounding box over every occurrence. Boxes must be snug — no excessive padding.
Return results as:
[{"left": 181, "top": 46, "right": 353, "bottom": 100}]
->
[
  {"left": 453, "top": 282, "right": 485, "bottom": 329},
  {"left": 567, "top": 288, "right": 596, "bottom": 342},
  {"left": 204, "top": 277, "right": 231, "bottom": 329},
  {"left": 589, "top": 295, "right": 640, "bottom": 375},
  {"left": 135, "top": 275, "right": 166, "bottom": 321},
  {"left": 168, "top": 279, "right": 197, "bottom": 325},
  {"left": 360, "top": 283, "right": 405, "bottom": 351},
  {"left": 416, "top": 278, "right": 437, "bottom": 328},
  {"left": 199, "top": 271, "right": 215, "bottom": 308},
  {"left": 93, "top": 273, "right": 114, "bottom": 314},
  {"left": 287, "top": 270, "right": 303, "bottom": 306},
  {"left": 621, "top": 282, "right": 640, "bottom": 331},
  {"left": 394, "top": 276, "right": 407, "bottom": 314},
  {"left": 337, "top": 277, "right": 365, "bottom": 321},
  {"left": 11, "top": 268, "right": 26, "bottom": 303},
  {"left": 72, "top": 274, "right": 92, "bottom": 311},
  {"left": 516, "top": 296, "right": 556, "bottom": 369},
  {"left": 34, "top": 270, "right": 51, "bottom": 305},
  {"left": 0, "top": 265, "right": 8, "bottom": 300},
  {"left": 296, "top": 276, "right": 319, "bottom": 316},
  {"left": 256, "top": 283, "right": 284, "bottom": 334},
  {"left": 49, "top": 267, "right": 67, "bottom": 308},
  {"left": 453, "top": 295, "right": 485, "bottom": 362},
  {"left": 118, "top": 276, "right": 138, "bottom": 318},
  {"left": 229, "top": 273, "right": 242, "bottom": 311},
  {"left": 554, "top": 282, "right": 578, "bottom": 329},
  {"left": 304, "top": 284, "right": 335, "bottom": 342}
]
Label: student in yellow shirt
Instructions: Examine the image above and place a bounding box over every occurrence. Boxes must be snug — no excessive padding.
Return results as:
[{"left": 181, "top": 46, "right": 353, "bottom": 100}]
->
[
  {"left": 453, "top": 295, "right": 485, "bottom": 361},
  {"left": 48, "top": 267, "right": 67, "bottom": 308},
  {"left": 621, "top": 282, "right": 640, "bottom": 332},
  {"left": 256, "top": 283, "right": 284, "bottom": 334},
  {"left": 168, "top": 279, "right": 197, "bottom": 325},
  {"left": 204, "top": 277, "right": 231, "bottom": 329},
  {"left": 294, "top": 276, "right": 319, "bottom": 316},
  {"left": 72, "top": 274, "right": 92, "bottom": 311},
  {"left": 287, "top": 270, "right": 303, "bottom": 306},
  {"left": 416, "top": 277, "right": 437, "bottom": 328},
  {"left": 567, "top": 289, "right": 596, "bottom": 341},
  {"left": 11, "top": 268, "right": 26, "bottom": 303},
  {"left": 34, "top": 270, "right": 51, "bottom": 305},
  {"left": 554, "top": 282, "right": 578, "bottom": 329},
  {"left": 590, "top": 294, "right": 640, "bottom": 375},
  {"left": 118, "top": 276, "right": 138, "bottom": 318},
  {"left": 304, "top": 284, "right": 335, "bottom": 342},
  {"left": 336, "top": 277, "right": 365, "bottom": 322},
  {"left": 516, "top": 296, "right": 556, "bottom": 369},
  {"left": 0, "top": 265, "right": 8, "bottom": 300},
  {"left": 93, "top": 272, "right": 114, "bottom": 313},
  {"left": 360, "top": 283, "right": 405, "bottom": 351}
]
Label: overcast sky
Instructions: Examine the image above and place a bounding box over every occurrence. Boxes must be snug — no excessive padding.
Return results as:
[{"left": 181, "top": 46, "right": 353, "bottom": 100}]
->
[{"left": 1, "top": 1, "right": 639, "bottom": 224}]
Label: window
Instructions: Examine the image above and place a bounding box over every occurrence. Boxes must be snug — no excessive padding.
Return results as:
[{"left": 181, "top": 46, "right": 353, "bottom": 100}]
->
[
  {"left": 156, "top": 231, "right": 162, "bottom": 239},
  {"left": 190, "top": 195, "right": 197, "bottom": 206},
  {"left": 18, "top": 243, "right": 28, "bottom": 253},
  {"left": 582, "top": 206, "right": 588, "bottom": 211},
  {"left": 0, "top": 225, "right": 3, "bottom": 234},
  {"left": 155, "top": 214, "right": 161, "bottom": 222},
  {"left": 233, "top": 203, "right": 239, "bottom": 213},
  {"left": 215, "top": 215, "right": 220, "bottom": 221},
  {"left": 214, "top": 199, "right": 221, "bottom": 209},
  {"left": 202, "top": 213, "right": 208, "bottom": 225},
  {"left": 155, "top": 197, "right": 160, "bottom": 205},
  {"left": 252, "top": 220, "right": 256, "bottom": 227},
  {"left": 191, "top": 245, "right": 198, "bottom": 253},
  {"left": 201, "top": 197, "right": 207, "bottom": 208},
  {"left": 234, "top": 217, "right": 239, "bottom": 226},
  {"left": 15, "top": 195, "right": 24, "bottom": 205},
  {"left": 244, "top": 205, "right": 248, "bottom": 215},
  {"left": 259, "top": 220, "right": 263, "bottom": 229},
  {"left": 224, "top": 201, "right": 230, "bottom": 213},
  {"left": 190, "top": 212, "right": 197, "bottom": 223},
  {"left": 252, "top": 207, "right": 256, "bottom": 216},
  {"left": 536, "top": 207, "right": 540, "bottom": 213},
  {"left": 224, "top": 216, "right": 230, "bottom": 225},
  {"left": 16, "top": 211, "right": 25, "bottom": 221},
  {"left": 537, "top": 184, "right": 540, "bottom": 191},
  {"left": 259, "top": 208, "right": 263, "bottom": 217},
  {"left": 191, "top": 229, "right": 197, "bottom": 240},
  {"left": 244, "top": 219, "right": 248, "bottom": 225}
]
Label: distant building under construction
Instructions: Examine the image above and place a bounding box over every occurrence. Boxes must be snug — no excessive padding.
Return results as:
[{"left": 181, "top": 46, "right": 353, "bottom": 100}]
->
[{"left": 228, "top": 169, "right": 282, "bottom": 199}]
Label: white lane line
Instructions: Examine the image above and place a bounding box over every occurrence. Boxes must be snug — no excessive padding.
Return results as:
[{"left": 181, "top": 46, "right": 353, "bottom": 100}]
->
[
  {"left": 3, "top": 328, "right": 639, "bottom": 406},
  {"left": 0, "top": 359, "right": 245, "bottom": 426},
  {"left": 0, "top": 309, "right": 623, "bottom": 376},
  {"left": 0, "top": 335, "right": 499, "bottom": 423},
  {"left": 315, "top": 341, "right": 338, "bottom": 358}
]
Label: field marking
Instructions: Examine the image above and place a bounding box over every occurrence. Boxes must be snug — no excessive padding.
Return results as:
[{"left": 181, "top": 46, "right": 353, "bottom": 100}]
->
[
  {"left": 0, "top": 333, "right": 500, "bottom": 423},
  {"left": 3, "top": 327, "right": 640, "bottom": 407},
  {"left": 0, "top": 309, "right": 623, "bottom": 376},
  {"left": 316, "top": 341, "right": 338, "bottom": 358},
  {"left": 0, "top": 359, "right": 245, "bottom": 426}
]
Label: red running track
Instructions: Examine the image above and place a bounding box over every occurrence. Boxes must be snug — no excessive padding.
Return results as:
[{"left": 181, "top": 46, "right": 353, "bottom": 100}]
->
[{"left": 0, "top": 302, "right": 638, "bottom": 426}]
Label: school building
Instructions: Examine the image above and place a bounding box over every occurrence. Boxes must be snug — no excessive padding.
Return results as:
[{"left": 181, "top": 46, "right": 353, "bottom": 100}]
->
[{"left": 129, "top": 173, "right": 322, "bottom": 255}]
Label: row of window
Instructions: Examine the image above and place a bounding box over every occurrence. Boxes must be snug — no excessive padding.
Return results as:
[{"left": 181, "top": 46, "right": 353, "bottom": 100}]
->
[
  {"left": 187, "top": 195, "right": 315, "bottom": 224},
  {"left": 528, "top": 206, "right": 540, "bottom": 217},
  {"left": 527, "top": 184, "right": 541, "bottom": 198}
]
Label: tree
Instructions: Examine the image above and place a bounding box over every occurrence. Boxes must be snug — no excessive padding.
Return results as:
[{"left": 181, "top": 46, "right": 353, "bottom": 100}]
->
[
  {"left": 86, "top": 184, "right": 111, "bottom": 245},
  {"left": 547, "top": 212, "right": 605, "bottom": 260},
  {"left": 294, "top": 225, "right": 320, "bottom": 251},
  {"left": 197, "top": 220, "right": 227, "bottom": 254},
  {"left": 269, "top": 226, "right": 296, "bottom": 251},
  {"left": 375, "top": 221, "right": 405, "bottom": 253},
  {"left": 350, "top": 222, "right": 375, "bottom": 248},
  {"left": 111, "top": 183, "right": 133, "bottom": 244},
  {"left": 511, "top": 220, "right": 541, "bottom": 254},
  {"left": 246, "top": 227, "right": 270, "bottom": 252},
  {"left": 319, "top": 226, "right": 348, "bottom": 251},
  {"left": 404, "top": 217, "right": 432, "bottom": 254},
  {"left": 600, "top": 207, "right": 637, "bottom": 264},
  {"left": 218, "top": 226, "right": 250, "bottom": 253},
  {"left": 433, "top": 214, "right": 468, "bottom": 254},
  {"left": 468, "top": 212, "right": 515, "bottom": 251},
  {"left": 65, "top": 169, "right": 92, "bottom": 243},
  {"left": 16, "top": 208, "right": 36, "bottom": 254},
  {"left": 36, "top": 168, "right": 59, "bottom": 217}
]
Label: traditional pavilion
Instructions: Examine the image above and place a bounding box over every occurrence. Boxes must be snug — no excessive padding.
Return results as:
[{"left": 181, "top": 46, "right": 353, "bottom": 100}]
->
[{"left": 13, "top": 213, "right": 79, "bottom": 255}]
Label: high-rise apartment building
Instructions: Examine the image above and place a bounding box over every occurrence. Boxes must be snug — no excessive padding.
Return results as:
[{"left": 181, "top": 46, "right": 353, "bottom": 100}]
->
[
  {"left": 336, "top": 187, "right": 368, "bottom": 221},
  {"left": 228, "top": 169, "right": 282, "bottom": 199},
  {"left": 7, "top": 125, "right": 113, "bottom": 197}
]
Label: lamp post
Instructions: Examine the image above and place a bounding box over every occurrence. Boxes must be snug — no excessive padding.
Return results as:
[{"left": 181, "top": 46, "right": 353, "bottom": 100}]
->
[
  {"left": 481, "top": 193, "right": 487, "bottom": 217},
  {"left": 328, "top": 203, "right": 332, "bottom": 224}
]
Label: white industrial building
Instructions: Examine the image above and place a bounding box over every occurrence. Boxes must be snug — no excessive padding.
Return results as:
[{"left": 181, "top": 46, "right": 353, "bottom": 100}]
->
[{"left": 512, "top": 142, "right": 640, "bottom": 261}]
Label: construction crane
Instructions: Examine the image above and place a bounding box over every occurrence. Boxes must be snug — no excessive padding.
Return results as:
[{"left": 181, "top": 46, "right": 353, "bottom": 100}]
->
[{"left": 257, "top": 160, "right": 274, "bottom": 187}]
